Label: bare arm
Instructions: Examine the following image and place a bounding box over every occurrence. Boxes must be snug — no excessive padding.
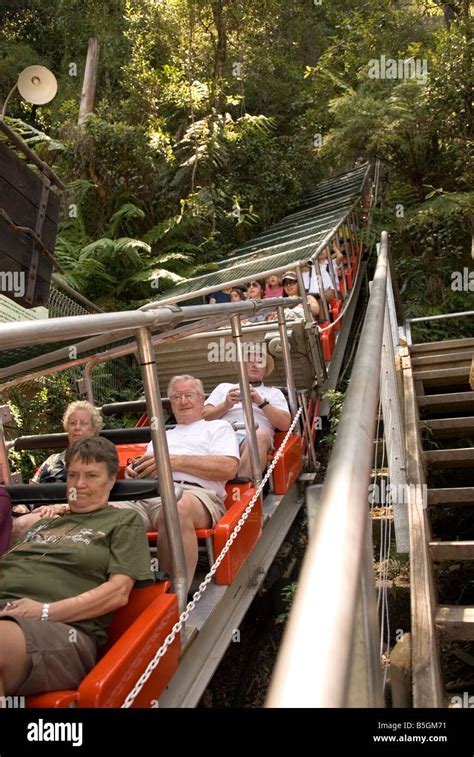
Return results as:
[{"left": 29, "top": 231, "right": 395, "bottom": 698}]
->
[
  {"left": 201, "top": 402, "right": 225, "bottom": 420},
  {"left": 249, "top": 388, "right": 291, "bottom": 431},
  {"left": 306, "top": 294, "right": 320, "bottom": 318},
  {"left": 0, "top": 573, "right": 135, "bottom": 622},
  {"left": 202, "top": 387, "right": 240, "bottom": 421},
  {"left": 259, "top": 405, "right": 291, "bottom": 431},
  {"left": 170, "top": 454, "right": 238, "bottom": 481},
  {"left": 130, "top": 452, "right": 238, "bottom": 482}
]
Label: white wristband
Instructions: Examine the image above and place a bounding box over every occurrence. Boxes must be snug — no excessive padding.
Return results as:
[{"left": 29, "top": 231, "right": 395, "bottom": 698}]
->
[{"left": 40, "top": 603, "right": 49, "bottom": 622}]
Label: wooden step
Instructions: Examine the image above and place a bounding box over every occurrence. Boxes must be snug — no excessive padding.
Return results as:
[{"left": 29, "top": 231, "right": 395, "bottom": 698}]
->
[
  {"left": 424, "top": 417, "right": 474, "bottom": 440},
  {"left": 417, "top": 392, "right": 474, "bottom": 415},
  {"left": 435, "top": 606, "right": 474, "bottom": 640},
  {"left": 413, "top": 366, "right": 470, "bottom": 388},
  {"left": 411, "top": 337, "right": 474, "bottom": 355},
  {"left": 430, "top": 541, "right": 474, "bottom": 560},
  {"left": 412, "top": 352, "right": 472, "bottom": 369},
  {"left": 428, "top": 487, "right": 474, "bottom": 506},
  {"left": 424, "top": 448, "right": 474, "bottom": 469}
]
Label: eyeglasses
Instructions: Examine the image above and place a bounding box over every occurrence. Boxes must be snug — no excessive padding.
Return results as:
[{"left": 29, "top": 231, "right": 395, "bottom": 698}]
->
[
  {"left": 246, "top": 282, "right": 260, "bottom": 289},
  {"left": 171, "top": 392, "right": 200, "bottom": 402},
  {"left": 283, "top": 280, "right": 297, "bottom": 286}
]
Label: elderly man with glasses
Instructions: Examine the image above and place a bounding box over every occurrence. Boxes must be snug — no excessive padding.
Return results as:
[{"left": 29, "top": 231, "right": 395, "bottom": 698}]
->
[{"left": 114, "top": 375, "right": 239, "bottom": 589}]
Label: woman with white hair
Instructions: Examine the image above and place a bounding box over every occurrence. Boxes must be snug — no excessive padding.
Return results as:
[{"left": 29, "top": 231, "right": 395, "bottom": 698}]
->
[
  {"left": 7, "top": 402, "right": 104, "bottom": 543},
  {"left": 31, "top": 401, "right": 103, "bottom": 484}
]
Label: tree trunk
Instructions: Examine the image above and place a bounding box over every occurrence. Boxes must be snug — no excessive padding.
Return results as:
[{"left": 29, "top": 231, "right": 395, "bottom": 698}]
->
[
  {"left": 210, "top": 0, "right": 228, "bottom": 112},
  {"left": 78, "top": 38, "right": 100, "bottom": 126}
]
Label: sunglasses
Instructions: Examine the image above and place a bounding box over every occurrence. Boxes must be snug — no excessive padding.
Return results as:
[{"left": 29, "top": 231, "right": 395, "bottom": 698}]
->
[
  {"left": 246, "top": 282, "right": 260, "bottom": 289},
  {"left": 283, "top": 279, "right": 297, "bottom": 286}
]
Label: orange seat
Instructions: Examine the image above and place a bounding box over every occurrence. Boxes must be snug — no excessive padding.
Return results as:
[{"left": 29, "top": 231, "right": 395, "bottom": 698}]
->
[
  {"left": 328, "top": 298, "right": 343, "bottom": 331},
  {"left": 213, "top": 485, "right": 261, "bottom": 584},
  {"left": 269, "top": 432, "right": 303, "bottom": 494},
  {"left": 116, "top": 442, "right": 148, "bottom": 478},
  {"left": 27, "top": 582, "right": 179, "bottom": 709},
  {"left": 344, "top": 267, "right": 354, "bottom": 289},
  {"left": 319, "top": 321, "right": 336, "bottom": 361},
  {"left": 147, "top": 480, "right": 258, "bottom": 584}
]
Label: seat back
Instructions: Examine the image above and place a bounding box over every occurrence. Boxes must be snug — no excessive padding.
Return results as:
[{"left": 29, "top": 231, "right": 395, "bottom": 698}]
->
[
  {"left": 116, "top": 442, "right": 148, "bottom": 478},
  {"left": 224, "top": 478, "right": 253, "bottom": 509},
  {"left": 101, "top": 581, "right": 170, "bottom": 655},
  {"left": 270, "top": 432, "right": 303, "bottom": 494}
]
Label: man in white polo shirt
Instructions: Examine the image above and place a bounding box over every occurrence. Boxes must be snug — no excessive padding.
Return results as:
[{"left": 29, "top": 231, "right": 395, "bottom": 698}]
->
[
  {"left": 115, "top": 374, "right": 239, "bottom": 588},
  {"left": 202, "top": 353, "right": 291, "bottom": 479}
]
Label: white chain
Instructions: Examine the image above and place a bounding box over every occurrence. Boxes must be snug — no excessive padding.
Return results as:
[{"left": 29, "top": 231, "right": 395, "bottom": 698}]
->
[{"left": 121, "top": 407, "right": 304, "bottom": 708}]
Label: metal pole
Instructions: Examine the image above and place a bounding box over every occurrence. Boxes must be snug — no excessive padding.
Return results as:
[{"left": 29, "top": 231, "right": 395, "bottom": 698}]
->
[
  {"left": 346, "top": 521, "right": 384, "bottom": 706},
  {"left": 266, "top": 231, "right": 389, "bottom": 708},
  {"left": 0, "top": 308, "right": 180, "bottom": 350},
  {"left": 313, "top": 257, "right": 330, "bottom": 322},
  {"left": 83, "top": 362, "right": 95, "bottom": 404},
  {"left": 230, "top": 314, "right": 262, "bottom": 486},
  {"left": 0, "top": 328, "right": 138, "bottom": 380},
  {"left": 135, "top": 327, "right": 188, "bottom": 614},
  {"left": 51, "top": 275, "right": 104, "bottom": 313},
  {"left": 297, "top": 391, "right": 318, "bottom": 470},
  {"left": 295, "top": 266, "right": 327, "bottom": 385},
  {"left": 407, "top": 310, "right": 474, "bottom": 324},
  {"left": 324, "top": 243, "right": 339, "bottom": 296},
  {"left": 0, "top": 119, "right": 66, "bottom": 190},
  {"left": 276, "top": 305, "right": 298, "bottom": 419},
  {"left": 0, "top": 406, "right": 12, "bottom": 484}
]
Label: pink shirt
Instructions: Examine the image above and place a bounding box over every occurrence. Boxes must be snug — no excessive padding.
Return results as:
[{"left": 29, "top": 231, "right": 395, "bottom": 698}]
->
[{"left": 265, "top": 285, "right": 284, "bottom": 298}]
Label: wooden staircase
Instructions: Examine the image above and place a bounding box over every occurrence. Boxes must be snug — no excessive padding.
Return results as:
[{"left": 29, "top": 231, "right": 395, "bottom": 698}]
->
[{"left": 401, "top": 336, "right": 474, "bottom": 707}]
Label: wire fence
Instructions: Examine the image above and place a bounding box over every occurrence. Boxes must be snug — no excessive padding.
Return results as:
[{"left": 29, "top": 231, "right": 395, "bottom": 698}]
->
[{"left": 5, "top": 286, "right": 139, "bottom": 406}]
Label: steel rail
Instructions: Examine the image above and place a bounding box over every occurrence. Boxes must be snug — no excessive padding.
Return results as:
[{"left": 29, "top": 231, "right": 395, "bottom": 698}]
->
[{"left": 267, "top": 230, "right": 388, "bottom": 708}]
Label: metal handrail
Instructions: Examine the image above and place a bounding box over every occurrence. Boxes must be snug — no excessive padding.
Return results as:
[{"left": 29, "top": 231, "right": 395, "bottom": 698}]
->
[
  {"left": 266, "top": 231, "right": 389, "bottom": 708},
  {"left": 404, "top": 310, "right": 474, "bottom": 345}
]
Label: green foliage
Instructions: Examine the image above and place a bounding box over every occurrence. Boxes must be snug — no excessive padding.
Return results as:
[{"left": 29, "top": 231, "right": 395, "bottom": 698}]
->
[
  {"left": 321, "top": 390, "right": 345, "bottom": 447},
  {"left": 0, "top": 0, "right": 470, "bottom": 325},
  {"left": 7, "top": 374, "right": 74, "bottom": 480},
  {"left": 276, "top": 582, "right": 297, "bottom": 625}
]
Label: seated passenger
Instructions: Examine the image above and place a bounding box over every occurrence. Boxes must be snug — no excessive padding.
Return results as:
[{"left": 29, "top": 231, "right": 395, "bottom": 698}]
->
[
  {"left": 202, "top": 353, "right": 291, "bottom": 479},
  {"left": 302, "top": 262, "right": 335, "bottom": 301},
  {"left": 8, "top": 401, "right": 103, "bottom": 546},
  {"left": 114, "top": 375, "right": 239, "bottom": 589},
  {"left": 0, "top": 437, "right": 153, "bottom": 698},
  {"left": 31, "top": 400, "right": 102, "bottom": 484},
  {"left": 229, "top": 288, "right": 246, "bottom": 302},
  {"left": 241, "top": 280, "right": 269, "bottom": 323},
  {"left": 264, "top": 275, "right": 283, "bottom": 299},
  {"left": 207, "top": 288, "right": 232, "bottom": 304},
  {"left": 280, "top": 271, "right": 321, "bottom": 321}
]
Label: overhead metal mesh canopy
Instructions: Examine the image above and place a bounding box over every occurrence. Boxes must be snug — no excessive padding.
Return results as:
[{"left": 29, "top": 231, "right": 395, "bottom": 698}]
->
[
  {"left": 154, "top": 163, "right": 369, "bottom": 304},
  {"left": 0, "top": 163, "right": 370, "bottom": 383}
]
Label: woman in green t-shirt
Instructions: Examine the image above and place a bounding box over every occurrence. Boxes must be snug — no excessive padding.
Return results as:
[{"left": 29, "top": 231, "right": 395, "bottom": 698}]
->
[{"left": 0, "top": 436, "right": 154, "bottom": 698}]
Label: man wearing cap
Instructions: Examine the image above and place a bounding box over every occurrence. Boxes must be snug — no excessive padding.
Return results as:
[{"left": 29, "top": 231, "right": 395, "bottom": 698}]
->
[{"left": 202, "top": 353, "right": 291, "bottom": 479}]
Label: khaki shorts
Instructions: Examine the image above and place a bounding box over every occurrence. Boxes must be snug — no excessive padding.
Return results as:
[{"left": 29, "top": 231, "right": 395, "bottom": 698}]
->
[
  {"left": 0, "top": 616, "right": 97, "bottom": 696},
  {"left": 112, "top": 484, "right": 225, "bottom": 530}
]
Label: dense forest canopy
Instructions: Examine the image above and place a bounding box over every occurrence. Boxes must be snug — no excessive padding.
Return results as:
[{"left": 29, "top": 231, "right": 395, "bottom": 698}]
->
[{"left": 0, "top": 0, "right": 472, "bottom": 322}]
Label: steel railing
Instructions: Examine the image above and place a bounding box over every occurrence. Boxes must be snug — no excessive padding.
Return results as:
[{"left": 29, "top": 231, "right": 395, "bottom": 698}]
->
[{"left": 266, "top": 230, "right": 390, "bottom": 708}]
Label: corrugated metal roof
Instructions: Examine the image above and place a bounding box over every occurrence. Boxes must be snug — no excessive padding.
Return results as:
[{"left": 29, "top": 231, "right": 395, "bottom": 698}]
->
[{"left": 154, "top": 163, "right": 369, "bottom": 304}]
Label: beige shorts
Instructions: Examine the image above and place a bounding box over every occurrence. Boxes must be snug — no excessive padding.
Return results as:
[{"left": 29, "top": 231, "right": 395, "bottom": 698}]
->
[
  {"left": 112, "top": 484, "right": 225, "bottom": 530},
  {"left": 0, "top": 615, "right": 97, "bottom": 696}
]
